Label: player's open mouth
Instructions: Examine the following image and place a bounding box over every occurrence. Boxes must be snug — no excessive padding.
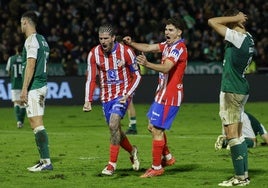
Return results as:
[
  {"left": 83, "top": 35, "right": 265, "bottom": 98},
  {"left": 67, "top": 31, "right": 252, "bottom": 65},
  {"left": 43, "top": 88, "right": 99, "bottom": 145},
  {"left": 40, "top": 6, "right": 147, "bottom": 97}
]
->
[
  {"left": 102, "top": 44, "right": 108, "bottom": 50},
  {"left": 166, "top": 36, "right": 172, "bottom": 43}
]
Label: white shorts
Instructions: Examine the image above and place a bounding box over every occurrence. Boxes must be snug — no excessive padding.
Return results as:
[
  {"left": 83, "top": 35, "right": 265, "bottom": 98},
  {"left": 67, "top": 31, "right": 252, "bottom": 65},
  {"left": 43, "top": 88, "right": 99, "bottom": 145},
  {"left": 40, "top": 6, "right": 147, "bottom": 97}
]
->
[
  {"left": 219, "top": 91, "right": 249, "bottom": 125},
  {"left": 260, "top": 124, "right": 268, "bottom": 135},
  {"left": 26, "top": 86, "right": 47, "bottom": 118},
  {"left": 241, "top": 112, "right": 255, "bottom": 139},
  {"left": 11, "top": 89, "right": 22, "bottom": 102}
]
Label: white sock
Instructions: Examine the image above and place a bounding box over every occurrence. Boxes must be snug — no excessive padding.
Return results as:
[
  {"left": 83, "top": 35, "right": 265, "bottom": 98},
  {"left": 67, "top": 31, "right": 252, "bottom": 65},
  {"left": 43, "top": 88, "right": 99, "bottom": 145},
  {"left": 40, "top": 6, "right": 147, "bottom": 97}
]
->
[
  {"left": 165, "top": 153, "right": 172, "bottom": 161},
  {"left": 108, "top": 161, "right": 116, "bottom": 169},
  {"left": 152, "top": 165, "right": 162, "bottom": 170},
  {"left": 41, "top": 158, "right": 51, "bottom": 165},
  {"left": 33, "top": 126, "right": 45, "bottom": 134}
]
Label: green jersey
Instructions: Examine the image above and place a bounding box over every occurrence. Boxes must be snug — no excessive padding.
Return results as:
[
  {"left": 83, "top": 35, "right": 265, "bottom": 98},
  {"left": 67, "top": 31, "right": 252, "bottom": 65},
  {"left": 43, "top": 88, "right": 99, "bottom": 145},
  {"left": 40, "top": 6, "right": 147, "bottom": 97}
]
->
[
  {"left": 22, "top": 33, "right": 50, "bottom": 90},
  {"left": 245, "top": 112, "right": 265, "bottom": 136},
  {"left": 6, "top": 54, "right": 23, "bottom": 89},
  {"left": 221, "top": 28, "right": 255, "bottom": 94}
]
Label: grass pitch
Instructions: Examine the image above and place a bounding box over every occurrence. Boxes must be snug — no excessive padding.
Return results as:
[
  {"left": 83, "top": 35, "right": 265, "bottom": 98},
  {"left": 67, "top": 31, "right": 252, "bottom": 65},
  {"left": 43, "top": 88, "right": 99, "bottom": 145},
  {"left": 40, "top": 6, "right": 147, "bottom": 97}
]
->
[{"left": 1, "top": 102, "right": 268, "bottom": 188}]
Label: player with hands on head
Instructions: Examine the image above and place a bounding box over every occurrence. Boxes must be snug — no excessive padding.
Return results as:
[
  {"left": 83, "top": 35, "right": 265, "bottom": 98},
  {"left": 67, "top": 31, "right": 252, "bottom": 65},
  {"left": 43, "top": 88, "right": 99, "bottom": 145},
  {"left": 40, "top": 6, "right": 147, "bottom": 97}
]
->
[
  {"left": 208, "top": 9, "right": 255, "bottom": 186},
  {"left": 123, "top": 16, "right": 187, "bottom": 178},
  {"left": 83, "top": 23, "right": 141, "bottom": 176}
]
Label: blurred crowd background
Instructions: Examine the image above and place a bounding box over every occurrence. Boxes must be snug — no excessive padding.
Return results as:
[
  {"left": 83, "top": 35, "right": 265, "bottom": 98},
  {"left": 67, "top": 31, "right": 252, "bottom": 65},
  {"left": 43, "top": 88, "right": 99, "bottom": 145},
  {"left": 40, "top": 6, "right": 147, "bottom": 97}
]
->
[{"left": 0, "top": 0, "right": 267, "bottom": 75}]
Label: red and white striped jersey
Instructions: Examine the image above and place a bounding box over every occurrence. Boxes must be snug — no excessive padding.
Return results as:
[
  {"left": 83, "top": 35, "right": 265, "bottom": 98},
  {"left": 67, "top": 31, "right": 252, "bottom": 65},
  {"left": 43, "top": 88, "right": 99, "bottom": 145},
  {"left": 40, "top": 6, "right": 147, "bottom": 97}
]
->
[
  {"left": 85, "top": 42, "right": 141, "bottom": 103},
  {"left": 155, "top": 39, "right": 187, "bottom": 106}
]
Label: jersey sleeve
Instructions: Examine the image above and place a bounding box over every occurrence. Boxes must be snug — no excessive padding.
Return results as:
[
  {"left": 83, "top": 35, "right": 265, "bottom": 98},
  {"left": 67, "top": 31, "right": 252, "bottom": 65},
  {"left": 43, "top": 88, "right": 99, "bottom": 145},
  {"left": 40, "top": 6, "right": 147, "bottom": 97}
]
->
[
  {"left": 124, "top": 46, "right": 141, "bottom": 96},
  {"left": 169, "top": 45, "right": 185, "bottom": 63},
  {"left": 84, "top": 50, "right": 97, "bottom": 102},
  {"left": 225, "top": 28, "right": 246, "bottom": 48},
  {"left": 166, "top": 43, "right": 187, "bottom": 65},
  {"left": 25, "top": 34, "right": 39, "bottom": 59},
  {"left": 6, "top": 57, "right": 11, "bottom": 71},
  {"left": 158, "top": 42, "right": 165, "bottom": 52},
  {"left": 126, "top": 48, "right": 139, "bottom": 72}
]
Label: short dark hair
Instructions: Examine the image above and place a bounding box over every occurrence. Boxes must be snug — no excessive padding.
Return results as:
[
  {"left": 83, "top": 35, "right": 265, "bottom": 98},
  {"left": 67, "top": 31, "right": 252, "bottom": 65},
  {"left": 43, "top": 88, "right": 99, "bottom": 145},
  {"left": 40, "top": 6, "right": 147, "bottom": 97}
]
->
[
  {"left": 223, "top": 8, "right": 246, "bottom": 28},
  {"left": 98, "top": 24, "right": 115, "bottom": 36},
  {"left": 21, "top": 11, "right": 38, "bottom": 26},
  {"left": 166, "top": 16, "right": 185, "bottom": 31},
  {"left": 223, "top": 8, "right": 240, "bottom": 17}
]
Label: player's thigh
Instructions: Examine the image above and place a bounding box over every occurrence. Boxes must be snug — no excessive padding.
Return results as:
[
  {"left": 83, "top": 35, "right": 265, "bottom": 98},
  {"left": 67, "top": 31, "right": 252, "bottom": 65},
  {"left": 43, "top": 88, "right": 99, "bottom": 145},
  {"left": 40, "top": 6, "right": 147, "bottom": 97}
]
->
[
  {"left": 219, "top": 92, "right": 248, "bottom": 125},
  {"left": 147, "top": 102, "right": 179, "bottom": 130},
  {"left": 26, "top": 86, "right": 47, "bottom": 118},
  {"left": 103, "top": 97, "right": 129, "bottom": 124}
]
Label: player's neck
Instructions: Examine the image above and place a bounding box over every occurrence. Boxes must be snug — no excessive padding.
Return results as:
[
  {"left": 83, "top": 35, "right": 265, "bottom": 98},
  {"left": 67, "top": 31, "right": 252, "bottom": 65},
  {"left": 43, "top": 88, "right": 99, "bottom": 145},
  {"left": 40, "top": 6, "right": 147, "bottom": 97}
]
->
[
  {"left": 26, "top": 28, "right": 37, "bottom": 38},
  {"left": 233, "top": 25, "right": 246, "bottom": 34},
  {"left": 234, "top": 28, "right": 246, "bottom": 34}
]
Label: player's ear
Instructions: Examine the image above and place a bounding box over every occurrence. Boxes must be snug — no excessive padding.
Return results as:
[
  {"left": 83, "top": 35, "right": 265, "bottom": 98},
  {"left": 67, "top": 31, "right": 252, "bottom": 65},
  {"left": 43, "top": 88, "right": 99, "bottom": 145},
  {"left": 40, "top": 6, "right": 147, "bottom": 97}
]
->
[
  {"left": 112, "top": 35, "right": 116, "bottom": 42},
  {"left": 177, "top": 29, "right": 182, "bottom": 37}
]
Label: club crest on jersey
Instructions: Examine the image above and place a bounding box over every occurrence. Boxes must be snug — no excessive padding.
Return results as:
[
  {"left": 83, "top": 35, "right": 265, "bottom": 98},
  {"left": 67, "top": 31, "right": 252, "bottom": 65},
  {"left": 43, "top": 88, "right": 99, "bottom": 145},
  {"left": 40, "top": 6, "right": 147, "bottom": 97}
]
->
[
  {"left": 116, "top": 59, "right": 125, "bottom": 67},
  {"left": 107, "top": 69, "right": 116, "bottom": 80},
  {"left": 106, "top": 69, "right": 123, "bottom": 84}
]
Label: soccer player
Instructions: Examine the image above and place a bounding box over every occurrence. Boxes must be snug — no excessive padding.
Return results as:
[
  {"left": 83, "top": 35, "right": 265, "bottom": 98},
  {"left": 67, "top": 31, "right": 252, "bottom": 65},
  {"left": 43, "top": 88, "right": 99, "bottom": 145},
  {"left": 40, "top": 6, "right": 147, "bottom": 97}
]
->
[
  {"left": 6, "top": 45, "right": 26, "bottom": 128},
  {"left": 215, "top": 111, "right": 268, "bottom": 149},
  {"left": 20, "top": 11, "right": 53, "bottom": 172},
  {"left": 208, "top": 9, "right": 255, "bottom": 186},
  {"left": 83, "top": 24, "right": 141, "bottom": 175},
  {"left": 123, "top": 16, "right": 187, "bottom": 178},
  {"left": 116, "top": 36, "right": 138, "bottom": 135}
]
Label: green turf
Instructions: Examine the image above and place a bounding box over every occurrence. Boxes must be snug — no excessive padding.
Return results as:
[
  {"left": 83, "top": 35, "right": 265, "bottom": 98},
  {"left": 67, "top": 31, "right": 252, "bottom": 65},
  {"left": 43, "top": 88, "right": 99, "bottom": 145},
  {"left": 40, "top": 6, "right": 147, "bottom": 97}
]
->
[{"left": 1, "top": 102, "right": 268, "bottom": 188}]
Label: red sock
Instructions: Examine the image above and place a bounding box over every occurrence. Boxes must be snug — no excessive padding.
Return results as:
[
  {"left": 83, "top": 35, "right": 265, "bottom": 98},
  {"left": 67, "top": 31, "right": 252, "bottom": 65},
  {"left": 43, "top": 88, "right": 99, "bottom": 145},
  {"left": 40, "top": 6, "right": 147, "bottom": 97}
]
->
[
  {"left": 120, "top": 136, "right": 133, "bottom": 153},
  {"left": 110, "top": 144, "right": 120, "bottom": 163},
  {"left": 162, "top": 133, "right": 170, "bottom": 156},
  {"left": 152, "top": 140, "right": 165, "bottom": 166}
]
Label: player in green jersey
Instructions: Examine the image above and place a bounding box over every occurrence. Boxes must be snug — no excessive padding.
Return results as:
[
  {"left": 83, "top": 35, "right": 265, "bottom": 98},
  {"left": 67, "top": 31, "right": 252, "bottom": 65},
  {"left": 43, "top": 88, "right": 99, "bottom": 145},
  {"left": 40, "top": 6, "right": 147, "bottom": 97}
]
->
[
  {"left": 20, "top": 11, "right": 53, "bottom": 172},
  {"left": 6, "top": 45, "right": 26, "bottom": 128},
  {"left": 242, "top": 112, "right": 268, "bottom": 147},
  {"left": 208, "top": 9, "right": 255, "bottom": 186},
  {"left": 125, "top": 99, "right": 138, "bottom": 134},
  {"left": 215, "top": 111, "right": 268, "bottom": 149}
]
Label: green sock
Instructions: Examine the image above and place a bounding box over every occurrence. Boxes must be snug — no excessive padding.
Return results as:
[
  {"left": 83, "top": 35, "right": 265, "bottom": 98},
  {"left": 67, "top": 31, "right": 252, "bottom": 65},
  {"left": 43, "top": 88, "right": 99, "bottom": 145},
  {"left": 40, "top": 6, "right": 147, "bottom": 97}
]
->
[
  {"left": 35, "top": 133, "right": 42, "bottom": 157},
  {"left": 19, "top": 107, "right": 26, "bottom": 124},
  {"left": 241, "top": 139, "right": 248, "bottom": 175},
  {"left": 129, "top": 117, "right": 136, "bottom": 130},
  {"left": 35, "top": 129, "right": 50, "bottom": 159},
  {"left": 14, "top": 105, "right": 20, "bottom": 122},
  {"left": 229, "top": 138, "right": 245, "bottom": 176}
]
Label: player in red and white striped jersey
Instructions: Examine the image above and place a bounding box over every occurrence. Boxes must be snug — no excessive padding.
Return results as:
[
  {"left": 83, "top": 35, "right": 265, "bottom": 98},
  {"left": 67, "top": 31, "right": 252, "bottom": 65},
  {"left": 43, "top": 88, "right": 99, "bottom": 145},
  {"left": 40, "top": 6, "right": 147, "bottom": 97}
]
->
[
  {"left": 84, "top": 42, "right": 140, "bottom": 103},
  {"left": 124, "top": 16, "right": 187, "bottom": 177},
  {"left": 83, "top": 24, "right": 141, "bottom": 175}
]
